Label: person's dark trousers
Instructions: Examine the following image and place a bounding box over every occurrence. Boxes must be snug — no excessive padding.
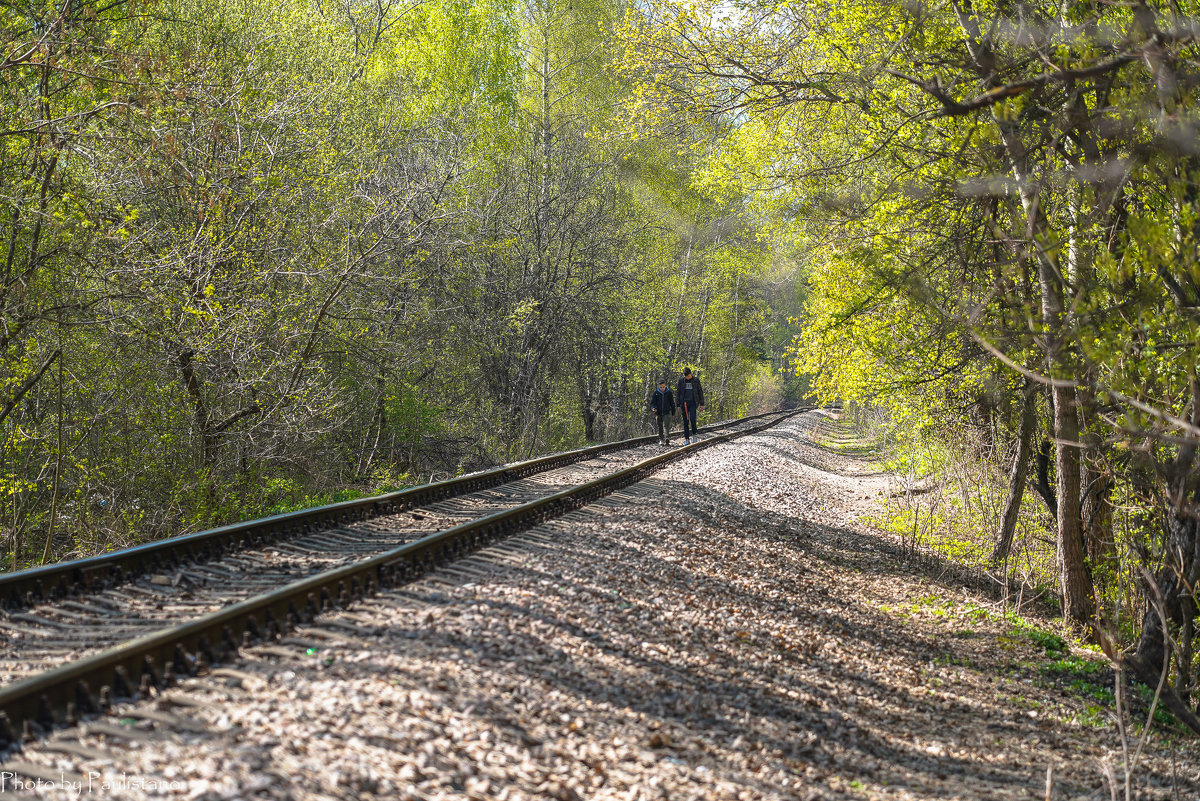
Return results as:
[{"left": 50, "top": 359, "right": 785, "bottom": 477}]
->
[
  {"left": 655, "top": 413, "right": 670, "bottom": 443},
  {"left": 680, "top": 402, "right": 698, "bottom": 439}
]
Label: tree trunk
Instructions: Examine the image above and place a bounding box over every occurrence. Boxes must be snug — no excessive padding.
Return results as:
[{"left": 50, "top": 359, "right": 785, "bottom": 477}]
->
[
  {"left": 1052, "top": 383, "right": 1094, "bottom": 628},
  {"left": 39, "top": 347, "right": 65, "bottom": 564},
  {"left": 176, "top": 347, "right": 213, "bottom": 465},
  {"left": 1032, "top": 438, "right": 1057, "bottom": 518},
  {"left": 994, "top": 115, "right": 1095, "bottom": 629},
  {"left": 666, "top": 223, "right": 696, "bottom": 365},
  {"left": 360, "top": 373, "right": 387, "bottom": 476},
  {"left": 1134, "top": 376, "right": 1200, "bottom": 686},
  {"left": 1081, "top": 459, "right": 1115, "bottom": 580},
  {"left": 990, "top": 380, "right": 1036, "bottom": 567},
  {"left": 1134, "top": 504, "right": 1199, "bottom": 678}
]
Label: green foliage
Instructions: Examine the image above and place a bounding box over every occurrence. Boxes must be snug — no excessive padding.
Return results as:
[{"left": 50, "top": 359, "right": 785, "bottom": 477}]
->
[
  {"left": 384, "top": 385, "right": 444, "bottom": 444},
  {"left": 1016, "top": 623, "right": 1068, "bottom": 658},
  {"left": 614, "top": 0, "right": 1200, "bottom": 652},
  {"left": 0, "top": 0, "right": 783, "bottom": 566}
]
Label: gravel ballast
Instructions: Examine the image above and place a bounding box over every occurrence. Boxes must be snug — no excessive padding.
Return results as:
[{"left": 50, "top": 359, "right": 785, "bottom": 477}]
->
[{"left": 13, "top": 410, "right": 1200, "bottom": 800}]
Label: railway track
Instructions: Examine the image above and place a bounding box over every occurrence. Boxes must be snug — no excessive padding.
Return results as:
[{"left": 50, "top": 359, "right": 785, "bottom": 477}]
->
[
  {"left": 0, "top": 413, "right": 780, "bottom": 614},
  {"left": 0, "top": 410, "right": 798, "bottom": 754}
]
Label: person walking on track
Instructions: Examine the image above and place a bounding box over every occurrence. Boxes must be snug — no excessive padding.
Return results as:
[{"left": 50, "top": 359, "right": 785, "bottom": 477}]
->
[
  {"left": 648, "top": 378, "right": 676, "bottom": 445},
  {"left": 677, "top": 367, "right": 705, "bottom": 444}
]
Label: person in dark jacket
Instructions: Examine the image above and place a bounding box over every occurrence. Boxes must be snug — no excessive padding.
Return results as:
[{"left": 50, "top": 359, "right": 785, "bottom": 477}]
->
[
  {"left": 648, "top": 379, "right": 676, "bottom": 445},
  {"left": 677, "top": 368, "right": 705, "bottom": 444}
]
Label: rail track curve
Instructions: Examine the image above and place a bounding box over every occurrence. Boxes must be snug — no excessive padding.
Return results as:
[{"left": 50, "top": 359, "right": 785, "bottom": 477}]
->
[
  {"left": 0, "top": 410, "right": 799, "bottom": 755},
  {"left": 0, "top": 413, "right": 780, "bottom": 613}
]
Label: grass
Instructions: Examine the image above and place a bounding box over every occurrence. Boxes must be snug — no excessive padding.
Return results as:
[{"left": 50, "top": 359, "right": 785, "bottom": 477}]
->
[
  {"left": 885, "top": 593, "right": 1125, "bottom": 727},
  {"left": 1014, "top": 621, "right": 1067, "bottom": 656},
  {"left": 846, "top": 411, "right": 1062, "bottom": 595},
  {"left": 842, "top": 411, "right": 1186, "bottom": 740},
  {"left": 811, "top": 416, "right": 887, "bottom": 470}
]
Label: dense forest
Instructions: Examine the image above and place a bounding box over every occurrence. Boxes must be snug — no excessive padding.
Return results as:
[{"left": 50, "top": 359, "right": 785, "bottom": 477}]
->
[
  {"left": 9, "top": 0, "right": 1200, "bottom": 731},
  {"left": 0, "top": 0, "right": 802, "bottom": 566},
  {"left": 618, "top": 0, "right": 1200, "bottom": 729}
]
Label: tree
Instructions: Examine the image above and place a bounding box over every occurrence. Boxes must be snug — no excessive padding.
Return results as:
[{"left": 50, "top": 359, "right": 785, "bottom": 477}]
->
[{"left": 617, "top": 0, "right": 1200, "bottom": 722}]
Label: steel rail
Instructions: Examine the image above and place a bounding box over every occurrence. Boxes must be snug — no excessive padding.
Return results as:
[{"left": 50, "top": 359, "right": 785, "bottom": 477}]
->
[
  {"left": 0, "top": 412, "right": 779, "bottom": 610},
  {"left": 0, "top": 410, "right": 801, "bottom": 753}
]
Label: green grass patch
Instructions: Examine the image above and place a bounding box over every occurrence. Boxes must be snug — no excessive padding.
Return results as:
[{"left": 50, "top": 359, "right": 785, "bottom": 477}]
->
[
  {"left": 1070, "top": 703, "right": 1109, "bottom": 728},
  {"left": 1002, "top": 614, "right": 1067, "bottom": 656},
  {"left": 263, "top": 487, "right": 370, "bottom": 516},
  {"left": 1045, "top": 654, "right": 1106, "bottom": 676},
  {"left": 1041, "top": 653, "right": 1114, "bottom": 706}
]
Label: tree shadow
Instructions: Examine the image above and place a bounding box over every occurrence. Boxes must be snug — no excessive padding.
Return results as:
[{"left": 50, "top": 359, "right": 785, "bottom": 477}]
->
[{"left": 370, "top": 476, "right": 1164, "bottom": 798}]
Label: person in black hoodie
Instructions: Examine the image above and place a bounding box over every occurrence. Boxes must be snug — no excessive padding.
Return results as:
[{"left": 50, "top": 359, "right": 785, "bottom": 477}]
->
[
  {"left": 677, "top": 367, "right": 705, "bottom": 444},
  {"left": 648, "top": 378, "right": 676, "bottom": 445}
]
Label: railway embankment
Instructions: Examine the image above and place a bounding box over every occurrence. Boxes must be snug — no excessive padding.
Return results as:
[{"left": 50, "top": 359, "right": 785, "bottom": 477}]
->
[{"left": 11, "top": 410, "right": 1200, "bottom": 799}]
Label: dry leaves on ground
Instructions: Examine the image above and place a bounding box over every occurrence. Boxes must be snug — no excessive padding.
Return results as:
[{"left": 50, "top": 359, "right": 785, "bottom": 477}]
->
[{"left": 21, "top": 410, "right": 1200, "bottom": 800}]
